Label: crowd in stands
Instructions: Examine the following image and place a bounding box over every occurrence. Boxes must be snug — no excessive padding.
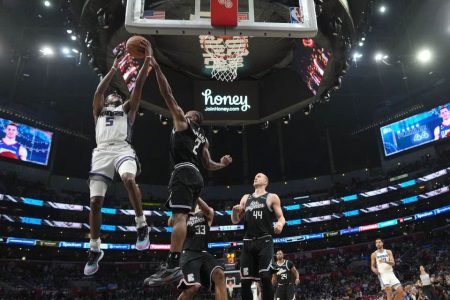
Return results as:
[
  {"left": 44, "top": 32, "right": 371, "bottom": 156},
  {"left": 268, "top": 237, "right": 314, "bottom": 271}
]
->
[{"left": 0, "top": 230, "right": 448, "bottom": 299}]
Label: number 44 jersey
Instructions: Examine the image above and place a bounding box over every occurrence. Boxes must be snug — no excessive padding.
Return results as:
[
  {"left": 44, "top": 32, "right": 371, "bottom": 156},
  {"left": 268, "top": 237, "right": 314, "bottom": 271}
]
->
[
  {"left": 244, "top": 193, "right": 275, "bottom": 239},
  {"left": 170, "top": 119, "right": 207, "bottom": 169}
]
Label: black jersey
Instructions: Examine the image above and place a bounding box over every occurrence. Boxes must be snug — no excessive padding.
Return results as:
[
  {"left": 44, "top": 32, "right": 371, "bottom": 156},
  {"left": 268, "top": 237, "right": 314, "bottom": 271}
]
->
[
  {"left": 183, "top": 211, "right": 209, "bottom": 252},
  {"left": 170, "top": 119, "right": 207, "bottom": 169},
  {"left": 243, "top": 193, "right": 274, "bottom": 239},
  {"left": 273, "top": 260, "right": 294, "bottom": 285}
]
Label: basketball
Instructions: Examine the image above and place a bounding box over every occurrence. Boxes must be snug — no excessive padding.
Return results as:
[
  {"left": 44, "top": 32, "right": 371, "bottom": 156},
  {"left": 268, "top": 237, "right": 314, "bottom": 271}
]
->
[{"left": 126, "top": 35, "right": 149, "bottom": 59}]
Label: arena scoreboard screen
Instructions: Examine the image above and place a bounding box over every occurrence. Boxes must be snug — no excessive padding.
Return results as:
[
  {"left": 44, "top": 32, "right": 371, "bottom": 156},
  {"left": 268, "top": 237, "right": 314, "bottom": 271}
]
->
[
  {"left": 0, "top": 117, "right": 53, "bottom": 166},
  {"left": 380, "top": 102, "right": 450, "bottom": 156}
]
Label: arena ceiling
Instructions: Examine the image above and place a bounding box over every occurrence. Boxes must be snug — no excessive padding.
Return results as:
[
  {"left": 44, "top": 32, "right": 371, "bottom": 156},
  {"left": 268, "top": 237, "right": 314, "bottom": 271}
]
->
[{"left": 0, "top": 0, "right": 449, "bottom": 184}]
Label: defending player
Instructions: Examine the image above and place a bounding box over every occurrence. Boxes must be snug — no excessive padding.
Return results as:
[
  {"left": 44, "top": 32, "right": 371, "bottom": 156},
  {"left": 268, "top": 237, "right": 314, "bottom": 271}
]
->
[
  {"left": 84, "top": 40, "right": 153, "bottom": 276},
  {"left": 144, "top": 56, "right": 232, "bottom": 285},
  {"left": 231, "top": 173, "right": 286, "bottom": 300},
  {"left": 272, "top": 250, "right": 300, "bottom": 300},
  {"left": 175, "top": 198, "right": 227, "bottom": 300},
  {"left": 370, "top": 238, "right": 405, "bottom": 300}
]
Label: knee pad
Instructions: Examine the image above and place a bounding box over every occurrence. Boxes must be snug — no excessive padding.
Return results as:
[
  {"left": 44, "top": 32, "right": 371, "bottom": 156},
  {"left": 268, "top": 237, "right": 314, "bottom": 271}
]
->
[
  {"left": 89, "top": 180, "right": 108, "bottom": 198},
  {"left": 117, "top": 159, "right": 137, "bottom": 177}
]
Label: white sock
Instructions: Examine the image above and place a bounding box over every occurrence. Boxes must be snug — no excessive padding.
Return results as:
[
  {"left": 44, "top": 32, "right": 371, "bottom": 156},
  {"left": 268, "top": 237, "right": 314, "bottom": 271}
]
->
[
  {"left": 90, "top": 238, "right": 101, "bottom": 252},
  {"left": 135, "top": 215, "right": 147, "bottom": 229}
]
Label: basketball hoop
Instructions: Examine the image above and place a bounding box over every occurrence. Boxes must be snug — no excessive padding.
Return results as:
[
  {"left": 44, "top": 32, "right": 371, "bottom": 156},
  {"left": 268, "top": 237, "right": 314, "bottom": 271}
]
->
[{"left": 201, "top": 35, "right": 249, "bottom": 82}]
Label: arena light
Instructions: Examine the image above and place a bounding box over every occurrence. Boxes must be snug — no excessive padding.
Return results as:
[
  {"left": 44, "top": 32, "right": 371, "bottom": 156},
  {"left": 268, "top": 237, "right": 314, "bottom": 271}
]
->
[
  {"left": 358, "top": 41, "right": 364, "bottom": 47},
  {"left": 283, "top": 114, "right": 291, "bottom": 125},
  {"left": 43, "top": 1, "right": 51, "bottom": 7},
  {"left": 236, "top": 126, "right": 244, "bottom": 134},
  {"left": 361, "top": 37, "right": 366, "bottom": 41},
  {"left": 61, "top": 47, "right": 70, "bottom": 55},
  {"left": 417, "top": 48, "right": 432, "bottom": 64},
  {"left": 40, "top": 46, "right": 54, "bottom": 56},
  {"left": 353, "top": 52, "right": 363, "bottom": 61},
  {"left": 379, "top": 5, "right": 387, "bottom": 14},
  {"left": 66, "top": 29, "right": 73, "bottom": 34},
  {"left": 71, "top": 35, "right": 77, "bottom": 41},
  {"left": 71, "top": 48, "right": 79, "bottom": 54},
  {"left": 212, "top": 126, "right": 219, "bottom": 134},
  {"left": 374, "top": 52, "right": 388, "bottom": 62}
]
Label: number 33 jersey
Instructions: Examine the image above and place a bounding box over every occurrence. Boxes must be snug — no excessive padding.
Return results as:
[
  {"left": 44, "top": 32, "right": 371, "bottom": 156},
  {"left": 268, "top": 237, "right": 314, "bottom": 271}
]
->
[
  {"left": 95, "top": 105, "right": 132, "bottom": 146},
  {"left": 244, "top": 193, "right": 275, "bottom": 239},
  {"left": 170, "top": 119, "right": 207, "bottom": 169},
  {"left": 184, "top": 211, "right": 209, "bottom": 251}
]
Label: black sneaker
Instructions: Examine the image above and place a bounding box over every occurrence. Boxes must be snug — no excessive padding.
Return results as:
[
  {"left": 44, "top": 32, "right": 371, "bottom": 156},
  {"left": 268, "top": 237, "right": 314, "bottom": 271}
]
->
[
  {"left": 84, "top": 250, "right": 104, "bottom": 276},
  {"left": 136, "top": 225, "right": 150, "bottom": 250},
  {"left": 144, "top": 264, "right": 183, "bottom": 287}
]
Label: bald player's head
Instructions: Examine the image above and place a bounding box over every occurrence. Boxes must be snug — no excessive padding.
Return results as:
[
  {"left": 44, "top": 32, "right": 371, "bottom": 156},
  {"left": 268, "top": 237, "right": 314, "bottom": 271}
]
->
[{"left": 253, "top": 173, "right": 269, "bottom": 188}]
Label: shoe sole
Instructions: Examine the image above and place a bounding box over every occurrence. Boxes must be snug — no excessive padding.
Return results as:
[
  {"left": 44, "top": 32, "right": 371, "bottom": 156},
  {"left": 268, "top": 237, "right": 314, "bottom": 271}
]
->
[
  {"left": 144, "top": 270, "right": 183, "bottom": 287},
  {"left": 83, "top": 250, "right": 104, "bottom": 276}
]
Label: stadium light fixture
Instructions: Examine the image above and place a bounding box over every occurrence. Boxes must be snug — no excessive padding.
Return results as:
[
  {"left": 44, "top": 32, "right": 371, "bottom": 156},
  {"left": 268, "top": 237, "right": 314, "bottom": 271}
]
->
[
  {"left": 71, "top": 35, "right": 77, "bottom": 41},
  {"left": 61, "top": 47, "right": 70, "bottom": 55},
  {"left": 71, "top": 48, "right": 79, "bottom": 54},
  {"left": 40, "top": 46, "right": 54, "bottom": 56},
  {"left": 379, "top": 5, "right": 387, "bottom": 14},
  {"left": 358, "top": 41, "right": 364, "bottom": 47},
  {"left": 353, "top": 52, "right": 363, "bottom": 61},
  {"left": 43, "top": 1, "right": 51, "bottom": 7},
  {"left": 417, "top": 48, "right": 432, "bottom": 64},
  {"left": 66, "top": 29, "right": 73, "bottom": 34}
]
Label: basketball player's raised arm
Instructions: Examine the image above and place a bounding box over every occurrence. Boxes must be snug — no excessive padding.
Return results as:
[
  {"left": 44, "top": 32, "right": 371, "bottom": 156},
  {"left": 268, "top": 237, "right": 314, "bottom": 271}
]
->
[
  {"left": 124, "top": 40, "right": 153, "bottom": 121},
  {"left": 231, "top": 195, "right": 248, "bottom": 224},
  {"left": 148, "top": 56, "right": 187, "bottom": 131},
  {"left": 371, "top": 252, "right": 379, "bottom": 274},
  {"left": 200, "top": 140, "right": 232, "bottom": 171},
  {"left": 197, "top": 198, "right": 214, "bottom": 226},
  {"left": 271, "top": 194, "right": 285, "bottom": 234},
  {"left": 387, "top": 250, "right": 395, "bottom": 266},
  {"left": 93, "top": 57, "right": 120, "bottom": 119}
]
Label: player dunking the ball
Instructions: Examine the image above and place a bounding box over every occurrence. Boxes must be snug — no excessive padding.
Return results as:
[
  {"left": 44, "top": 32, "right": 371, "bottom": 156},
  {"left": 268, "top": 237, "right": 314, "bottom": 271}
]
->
[
  {"left": 84, "top": 40, "right": 153, "bottom": 276},
  {"left": 371, "top": 238, "right": 405, "bottom": 300},
  {"left": 175, "top": 198, "right": 227, "bottom": 300},
  {"left": 272, "top": 249, "right": 300, "bottom": 300},
  {"left": 144, "top": 56, "right": 232, "bottom": 285},
  {"left": 231, "top": 173, "right": 286, "bottom": 300}
]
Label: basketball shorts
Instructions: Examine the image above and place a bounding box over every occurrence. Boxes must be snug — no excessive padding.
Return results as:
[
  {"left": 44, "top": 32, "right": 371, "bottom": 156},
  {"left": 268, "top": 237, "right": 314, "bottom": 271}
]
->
[
  {"left": 89, "top": 143, "right": 140, "bottom": 183},
  {"left": 240, "top": 236, "right": 274, "bottom": 280},
  {"left": 165, "top": 163, "right": 204, "bottom": 213},
  {"left": 275, "top": 284, "right": 295, "bottom": 300},
  {"left": 178, "top": 250, "right": 223, "bottom": 291},
  {"left": 378, "top": 272, "right": 401, "bottom": 289}
]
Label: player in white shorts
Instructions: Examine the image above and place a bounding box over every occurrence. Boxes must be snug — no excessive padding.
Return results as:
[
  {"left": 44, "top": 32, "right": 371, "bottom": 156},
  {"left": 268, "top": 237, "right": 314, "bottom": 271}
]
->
[
  {"left": 370, "top": 238, "right": 405, "bottom": 300},
  {"left": 84, "top": 39, "right": 153, "bottom": 276}
]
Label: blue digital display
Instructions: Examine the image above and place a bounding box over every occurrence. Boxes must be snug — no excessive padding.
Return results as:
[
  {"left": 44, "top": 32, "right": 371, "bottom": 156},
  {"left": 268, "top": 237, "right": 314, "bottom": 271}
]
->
[
  {"left": 340, "top": 227, "right": 360, "bottom": 235},
  {"left": 399, "top": 179, "right": 416, "bottom": 188},
  {"left": 401, "top": 195, "right": 419, "bottom": 204},
  {"left": 59, "top": 241, "right": 84, "bottom": 248},
  {"left": 20, "top": 217, "right": 42, "bottom": 225},
  {"left": 286, "top": 219, "right": 301, "bottom": 226},
  {"left": 380, "top": 102, "right": 450, "bottom": 156},
  {"left": 101, "top": 208, "right": 117, "bottom": 215},
  {"left": 7, "top": 237, "right": 36, "bottom": 245},
  {"left": 377, "top": 219, "right": 398, "bottom": 228},
  {"left": 284, "top": 204, "right": 301, "bottom": 211},
  {"left": 100, "top": 224, "right": 117, "bottom": 231},
  {"left": 341, "top": 194, "right": 358, "bottom": 202},
  {"left": 23, "top": 198, "right": 44, "bottom": 206},
  {"left": 343, "top": 210, "right": 360, "bottom": 217}
]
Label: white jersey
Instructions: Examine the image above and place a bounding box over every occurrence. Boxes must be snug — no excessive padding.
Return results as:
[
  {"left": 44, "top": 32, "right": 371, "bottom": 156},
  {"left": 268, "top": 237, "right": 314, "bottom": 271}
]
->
[
  {"left": 95, "top": 104, "right": 131, "bottom": 146},
  {"left": 376, "top": 249, "right": 394, "bottom": 274}
]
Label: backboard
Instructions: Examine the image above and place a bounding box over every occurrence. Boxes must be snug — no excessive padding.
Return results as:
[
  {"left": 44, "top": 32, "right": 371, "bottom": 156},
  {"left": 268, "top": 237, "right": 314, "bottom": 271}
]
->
[{"left": 125, "top": 0, "right": 318, "bottom": 38}]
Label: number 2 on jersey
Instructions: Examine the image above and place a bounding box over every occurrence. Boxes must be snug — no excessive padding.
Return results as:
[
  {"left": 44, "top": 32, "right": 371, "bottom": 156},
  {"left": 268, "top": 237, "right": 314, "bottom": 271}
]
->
[{"left": 192, "top": 137, "right": 202, "bottom": 155}]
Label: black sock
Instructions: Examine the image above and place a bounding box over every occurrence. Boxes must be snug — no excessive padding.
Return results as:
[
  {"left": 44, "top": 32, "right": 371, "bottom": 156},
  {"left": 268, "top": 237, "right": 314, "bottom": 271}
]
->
[{"left": 166, "top": 252, "right": 181, "bottom": 269}]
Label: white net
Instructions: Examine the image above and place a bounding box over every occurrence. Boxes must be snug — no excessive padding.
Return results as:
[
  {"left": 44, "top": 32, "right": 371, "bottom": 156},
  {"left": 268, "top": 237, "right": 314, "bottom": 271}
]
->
[{"left": 201, "top": 35, "right": 249, "bottom": 82}]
